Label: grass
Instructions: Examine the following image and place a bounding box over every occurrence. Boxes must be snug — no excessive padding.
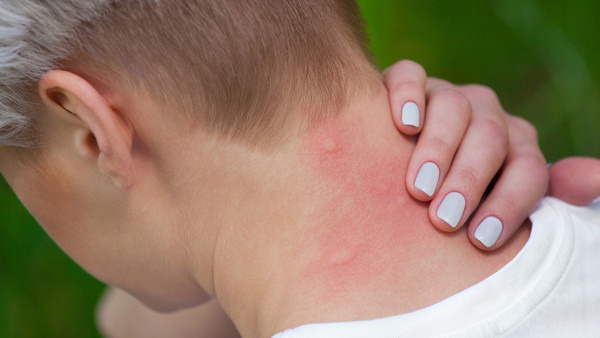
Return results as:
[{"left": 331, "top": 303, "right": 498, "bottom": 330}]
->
[{"left": 1, "top": 1, "right": 598, "bottom": 336}]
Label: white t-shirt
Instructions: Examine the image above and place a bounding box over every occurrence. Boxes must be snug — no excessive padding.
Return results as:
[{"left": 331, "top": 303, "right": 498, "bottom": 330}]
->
[{"left": 274, "top": 198, "right": 600, "bottom": 337}]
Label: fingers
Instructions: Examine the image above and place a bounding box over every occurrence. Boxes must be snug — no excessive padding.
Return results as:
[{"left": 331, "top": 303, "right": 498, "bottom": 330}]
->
[
  {"left": 418, "top": 82, "right": 547, "bottom": 251},
  {"left": 405, "top": 86, "right": 471, "bottom": 201},
  {"left": 399, "top": 74, "right": 550, "bottom": 251},
  {"left": 466, "top": 116, "right": 548, "bottom": 250},
  {"left": 383, "top": 60, "right": 427, "bottom": 134},
  {"left": 428, "top": 97, "right": 509, "bottom": 231},
  {"left": 548, "top": 157, "right": 600, "bottom": 206}
]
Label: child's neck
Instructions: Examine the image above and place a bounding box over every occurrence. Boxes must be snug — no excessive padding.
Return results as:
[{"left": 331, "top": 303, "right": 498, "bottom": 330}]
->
[{"left": 208, "top": 87, "right": 531, "bottom": 338}]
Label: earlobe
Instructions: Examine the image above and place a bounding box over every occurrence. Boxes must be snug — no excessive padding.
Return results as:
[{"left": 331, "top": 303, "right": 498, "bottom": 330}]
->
[{"left": 38, "top": 70, "right": 136, "bottom": 189}]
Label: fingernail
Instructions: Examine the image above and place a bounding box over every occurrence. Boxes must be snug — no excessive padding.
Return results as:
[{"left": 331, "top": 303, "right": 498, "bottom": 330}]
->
[
  {"left": 474, "top": 217, "right": 503, "bottom": 248},
  {"left": 414, "top": 162, "right": 439, "bottom": 196},
  {"left": 436, "top": 192, "right": 466, "bottom": 228},
  {"left": 402, "top": 102, "right": 420, "bottom": 127}
]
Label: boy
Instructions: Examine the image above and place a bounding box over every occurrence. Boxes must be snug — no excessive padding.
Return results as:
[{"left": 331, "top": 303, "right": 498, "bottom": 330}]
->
[{"left": 0, "top": 1, "right": 598, "bottom": 336}]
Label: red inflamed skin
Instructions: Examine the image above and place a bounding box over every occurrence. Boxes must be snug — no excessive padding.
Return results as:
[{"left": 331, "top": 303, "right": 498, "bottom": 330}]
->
[
  {"left": 286, "top": 104, "right": 530, "bottom": 324},
  {"left": 299, "top": 117, "right": 422, "bottom": 292}
]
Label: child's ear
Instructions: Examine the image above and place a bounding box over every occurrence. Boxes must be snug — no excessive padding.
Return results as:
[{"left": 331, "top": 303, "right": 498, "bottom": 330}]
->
[{"left": 38, "top": 70, "right": 136, "bottom": 189}]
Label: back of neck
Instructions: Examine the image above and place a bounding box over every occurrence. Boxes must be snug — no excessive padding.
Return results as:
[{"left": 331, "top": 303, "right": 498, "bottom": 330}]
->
[{"left": 214, "top": 87, "right": 530, "bottom": 337}]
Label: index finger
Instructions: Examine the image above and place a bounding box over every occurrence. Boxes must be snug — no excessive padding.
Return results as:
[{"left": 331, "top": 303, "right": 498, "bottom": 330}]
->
[{"left": 383, "top": 60, "right": 427, "bottom": 135}]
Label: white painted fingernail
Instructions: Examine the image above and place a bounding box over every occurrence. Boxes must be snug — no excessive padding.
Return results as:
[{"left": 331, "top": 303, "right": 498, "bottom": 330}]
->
[
  {"left": 414, "top": 162, "right": 439, "bottom": 196},
  {"left": 402, "top": 102, "right": 420, "bottom": 127},
  {"left": 436, "top": 192, "right": 466, "bottom": 228},
  {"left": 474, "top": 217, "right": 503, "bottom": 248}
]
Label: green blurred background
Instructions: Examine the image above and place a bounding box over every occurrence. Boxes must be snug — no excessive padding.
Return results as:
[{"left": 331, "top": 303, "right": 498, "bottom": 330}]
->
[{"left": 1, "top": 0, "right": 598, "bottom": 337}]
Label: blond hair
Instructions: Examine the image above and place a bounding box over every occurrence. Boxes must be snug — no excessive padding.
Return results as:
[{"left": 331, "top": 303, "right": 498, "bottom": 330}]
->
[{"left": 0, "top": 0, "right": 379, "bottom": 149}]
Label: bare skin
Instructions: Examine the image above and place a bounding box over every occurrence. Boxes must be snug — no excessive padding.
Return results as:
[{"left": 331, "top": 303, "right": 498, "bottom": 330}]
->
[
  {"left": 386, "top": 65, "right": 549, "bottom": 251},
  {"left": 2, "top": 67, "right": 589, "bottom": 338},
  {"left": 206, "top": 86, "right": 530, "bottom": 337},
  {"left": 97, "top": 289, "right": 240, "bottom": 338},
  {"left": 96, "top": 150, "right": 600, "bottom": 338},
  {"left": 549, "top": 157, "right": 600, "bottom": 206},
  {"left": 97, "top": 64, "right": 554, "bottom": 338}
]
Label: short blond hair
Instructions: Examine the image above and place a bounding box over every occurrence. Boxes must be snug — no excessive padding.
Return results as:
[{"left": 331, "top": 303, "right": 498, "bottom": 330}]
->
[{"left": 1, "top": 0, "right": 380, "bottom": 149}]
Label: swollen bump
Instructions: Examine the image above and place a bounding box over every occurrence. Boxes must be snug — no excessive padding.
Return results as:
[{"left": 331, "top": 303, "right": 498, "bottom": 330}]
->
[
  {"left": 302, "top": 119, "right": 347, "bottom": 156},
  {"left": 299, "top": 118, "right": 357, "bottom": 185},
  {"left": 320, "top": 138, "right": 339, "bottom": 154},
  {"left": 298, "top": 118, "right": 412, "bottom": 290},
  {"left": 324, "top": 247, "right": 356, "bottom": 268}
]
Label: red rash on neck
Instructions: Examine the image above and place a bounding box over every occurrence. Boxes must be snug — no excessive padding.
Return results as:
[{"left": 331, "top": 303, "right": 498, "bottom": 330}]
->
[{"left": 297, "top": 117, "right": 425, "bottom": 296}]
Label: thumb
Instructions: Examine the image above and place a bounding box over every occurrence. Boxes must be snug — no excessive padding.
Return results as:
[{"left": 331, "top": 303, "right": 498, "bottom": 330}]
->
[{"left": 548, "top": 157, "right": 600, "bottom": 206}]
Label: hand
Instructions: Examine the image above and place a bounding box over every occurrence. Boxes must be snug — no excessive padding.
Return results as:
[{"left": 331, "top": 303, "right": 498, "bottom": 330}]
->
[
  {"left": 548, "top": 157, "right": 600, "bottom": 206},
  {"left": 385, "top": 60, "right": 548, "bottom": 250}
]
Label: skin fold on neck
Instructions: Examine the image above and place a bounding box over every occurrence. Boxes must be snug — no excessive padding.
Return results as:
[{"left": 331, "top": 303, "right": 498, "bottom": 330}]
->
[{"left": 201, "top": 86, "right": 531, "bottom": 337}]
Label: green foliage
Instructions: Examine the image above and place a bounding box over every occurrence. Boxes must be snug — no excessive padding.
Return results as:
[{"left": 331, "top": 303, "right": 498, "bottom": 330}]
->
[
  {"left": 0, "top": 178, "right": 104, "bottom": 337},
  {"left": 1, "top": 1, "right": 598, "bottom": 336},
  {"left": 359, "top": 0, "right": 600, "bottom": 160}
]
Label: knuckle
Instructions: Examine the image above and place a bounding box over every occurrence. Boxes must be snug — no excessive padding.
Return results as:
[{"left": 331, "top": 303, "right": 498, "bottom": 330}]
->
[
  {"left": 455, "top": 166, "right": 484, "bottom": 193},
  {"left": 476, "top": 119, "right": 509, "bottom": 153},
  {"left": 426, "top": 77, "right": 451, "bottom": 89},
  {"left": 433, "top": 88, "right": 471, "bottom": 112},
  {"left": 509, "top": 143, "right": 547, "bottom": 165},
  {"left": 514, "top": 155, "right": 550, "bottom": 186},
  {"left": 452, "top": 100, "right": 472, "bottom": 122},
  {"left": 496, "top": 194, "right": 520, "bottom": 216},
  {"left": 397, "top": 59, "right": 427, "bottom": 76},
  {"left": 461, "top": 84, "right": 500, "bottom": 104},
  {"left": 386, "top": 59, "right": 427, "bottom": 85},
  {"left": 509, "top": 116, "right": 539, "bottom": 141},
  {"left": 390, "top": 79, "right": 424, "bottom": 94},
  {"left": 427, "top": 136, "right": 454, "bottom": 156}
]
